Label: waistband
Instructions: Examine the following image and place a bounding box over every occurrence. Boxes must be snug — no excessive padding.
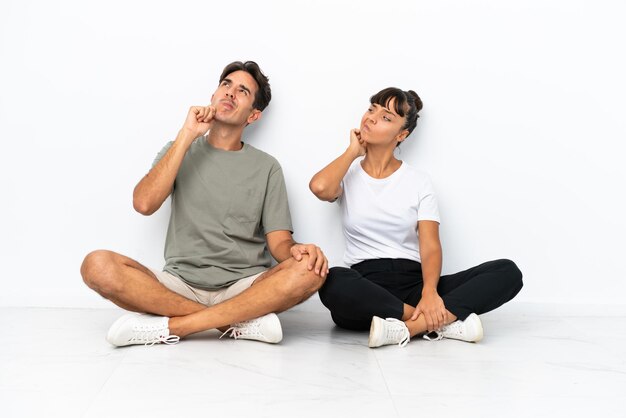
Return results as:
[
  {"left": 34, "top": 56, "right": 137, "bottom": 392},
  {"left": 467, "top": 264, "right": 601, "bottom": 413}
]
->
[{"left": 351, "top": 258, "right": 421, "bottom": 274}]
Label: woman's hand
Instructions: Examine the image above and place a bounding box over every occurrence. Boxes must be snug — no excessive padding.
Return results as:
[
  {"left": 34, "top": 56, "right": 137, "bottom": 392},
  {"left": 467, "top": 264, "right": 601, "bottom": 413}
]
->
[
  {"left": 411, "top": 289, "right": 448, "bottom": 331},
  {"left": 348, "top": 128, "right": 367, "bottom": 157}
]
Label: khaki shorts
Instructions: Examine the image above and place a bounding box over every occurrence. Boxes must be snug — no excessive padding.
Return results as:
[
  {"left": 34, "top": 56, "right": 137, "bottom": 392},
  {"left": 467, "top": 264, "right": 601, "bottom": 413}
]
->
[{"left": 149, "top": 268, "right": 265, "bottom": 307}]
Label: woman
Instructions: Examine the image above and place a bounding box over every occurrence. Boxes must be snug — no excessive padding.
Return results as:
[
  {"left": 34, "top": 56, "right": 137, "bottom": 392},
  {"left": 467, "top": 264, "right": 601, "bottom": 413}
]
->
[{"left": 309, "top": 87, "right": 523, "bottom": 348}]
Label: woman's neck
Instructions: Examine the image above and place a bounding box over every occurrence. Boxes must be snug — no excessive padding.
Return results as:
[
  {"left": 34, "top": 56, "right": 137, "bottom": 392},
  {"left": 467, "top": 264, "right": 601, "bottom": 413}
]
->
[{"left": 361, "top": 146, "right": 402, "bottom": 179}]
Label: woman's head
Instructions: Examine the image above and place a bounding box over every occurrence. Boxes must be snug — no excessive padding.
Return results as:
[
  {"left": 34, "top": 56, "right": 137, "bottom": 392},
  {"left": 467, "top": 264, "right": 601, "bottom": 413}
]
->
[{"left": 360, "top": 87, "right": 422, "bottom": 147}]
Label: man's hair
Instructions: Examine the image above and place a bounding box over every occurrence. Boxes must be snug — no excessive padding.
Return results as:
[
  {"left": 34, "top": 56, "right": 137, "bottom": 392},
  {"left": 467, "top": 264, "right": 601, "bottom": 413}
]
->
[{"left": 219, "top": 61, "right": 271, "bottom": 111}]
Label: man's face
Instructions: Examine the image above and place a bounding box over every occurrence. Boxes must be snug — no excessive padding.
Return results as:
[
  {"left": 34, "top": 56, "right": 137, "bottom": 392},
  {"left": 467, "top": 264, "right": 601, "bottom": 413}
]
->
[{"left": 211, "top": 70, "right": 260, "bottom": 127}]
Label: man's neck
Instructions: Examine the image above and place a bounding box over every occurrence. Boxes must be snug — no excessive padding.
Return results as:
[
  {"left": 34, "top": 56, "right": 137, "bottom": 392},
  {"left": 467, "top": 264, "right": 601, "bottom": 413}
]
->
[{"left": 206, "top": 123, "right": 245, "bottom": 151}]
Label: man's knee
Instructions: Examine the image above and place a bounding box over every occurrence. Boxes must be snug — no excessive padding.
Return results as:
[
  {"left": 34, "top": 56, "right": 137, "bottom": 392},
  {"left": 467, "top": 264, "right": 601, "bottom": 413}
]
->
[
  {"left": 80, "top": 250, "right": 122, "bottom": 295},
  {"left": 282, "top": 255, "right": 326, "bottom": 298}
]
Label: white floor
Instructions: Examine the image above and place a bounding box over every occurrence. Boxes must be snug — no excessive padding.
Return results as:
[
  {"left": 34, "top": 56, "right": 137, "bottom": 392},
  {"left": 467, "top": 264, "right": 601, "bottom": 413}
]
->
[{"left": 1, "top": 298, "right": 625, "bottom": 418}]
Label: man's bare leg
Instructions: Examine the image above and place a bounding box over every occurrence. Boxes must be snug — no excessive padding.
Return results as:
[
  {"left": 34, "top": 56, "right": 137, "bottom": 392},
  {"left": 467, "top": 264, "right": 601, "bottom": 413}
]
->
[
  {"left": 80, "top": 249, "right": 205, "bottom": 317},
  {"left": 169, "top": 256, "right": 324, "bottom": 338}
]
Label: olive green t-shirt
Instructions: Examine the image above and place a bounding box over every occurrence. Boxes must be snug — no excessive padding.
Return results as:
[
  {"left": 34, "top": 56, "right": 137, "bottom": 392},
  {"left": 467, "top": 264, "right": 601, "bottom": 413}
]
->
[{"left": 152, "top": 136, "right": 293, "bottom": 290}]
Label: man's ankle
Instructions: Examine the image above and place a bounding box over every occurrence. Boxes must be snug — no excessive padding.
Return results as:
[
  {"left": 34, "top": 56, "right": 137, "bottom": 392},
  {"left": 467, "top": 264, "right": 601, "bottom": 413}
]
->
[{"left": 168, "top": 317, "right": 187, "bottom": 338}]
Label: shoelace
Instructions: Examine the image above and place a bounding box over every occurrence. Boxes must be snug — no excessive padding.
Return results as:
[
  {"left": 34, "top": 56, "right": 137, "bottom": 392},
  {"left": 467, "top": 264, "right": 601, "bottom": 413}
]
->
[
  {"left": 423, "top": 330, "right": 444, "bottom": 341},
  {"left": 144, "top": 335, "right": 180, "bottom": 347},
  {"left": 219, "top": 319, "right": 261, "bottom": 340},
  {"left": 385, "top": 318, "right": 410, "bottom": 347},
  {"left": 128, "top": 324, "right": 180, "bottom": 346},
  {"left": 423, "top": 320, "right": 462, "bottom": 341}
]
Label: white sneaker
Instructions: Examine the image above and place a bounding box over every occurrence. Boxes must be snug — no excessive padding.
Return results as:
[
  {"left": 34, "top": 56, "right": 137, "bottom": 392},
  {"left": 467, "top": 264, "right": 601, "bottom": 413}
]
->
[
  {"left": 106, "top": 313, "right": 180, "bottom": 347},
  {"left": 423, "top": 313, "right": 484, "bottom": 343},
  {"left": 368, "top": 316, "right": 410, "bottom": 348},
  {"left": 220, "top": 313, "right": 283, "bottom": 344}
]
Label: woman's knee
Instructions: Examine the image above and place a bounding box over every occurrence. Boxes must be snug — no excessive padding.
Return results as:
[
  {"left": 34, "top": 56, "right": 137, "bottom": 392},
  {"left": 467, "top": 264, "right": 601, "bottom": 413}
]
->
[
  {"left": 330, "top": 311, "right": 371, "bottom": 331},
  {"left": 496, "top": 259, "right": 524, "bottom": 290},
  {"left": 319, "top": 267, "right": 351, "bottom": 294},
  {"left": 318, "top": 267, "right": 360, "bottom": 306}
]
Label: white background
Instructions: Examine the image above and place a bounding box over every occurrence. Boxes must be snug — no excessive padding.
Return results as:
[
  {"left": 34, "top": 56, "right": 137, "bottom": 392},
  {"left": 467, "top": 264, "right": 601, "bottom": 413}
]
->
[{"left": 1, "top": 0, "right": 624, "bottom": 308}]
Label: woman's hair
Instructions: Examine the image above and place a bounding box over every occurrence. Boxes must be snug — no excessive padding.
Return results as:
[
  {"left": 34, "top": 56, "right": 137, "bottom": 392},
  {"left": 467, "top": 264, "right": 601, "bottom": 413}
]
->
[
  {"left": 219, "top": 61, "right": 272, "bottom": 111},
  {"left": 370, "top": 87, "right": 423, "bottom": 136}
]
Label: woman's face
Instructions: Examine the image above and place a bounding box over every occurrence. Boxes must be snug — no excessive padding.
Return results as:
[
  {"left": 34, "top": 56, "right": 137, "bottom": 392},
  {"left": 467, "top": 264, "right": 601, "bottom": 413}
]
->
[{"left": 359, "top": 98, "right": 408, "bottom": 146}]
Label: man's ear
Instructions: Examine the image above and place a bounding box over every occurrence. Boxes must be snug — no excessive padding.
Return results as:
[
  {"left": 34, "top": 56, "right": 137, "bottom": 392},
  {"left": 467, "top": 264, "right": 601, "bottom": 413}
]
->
[{"left": 247, "top": 109, "right": 262, "bottom": 125}]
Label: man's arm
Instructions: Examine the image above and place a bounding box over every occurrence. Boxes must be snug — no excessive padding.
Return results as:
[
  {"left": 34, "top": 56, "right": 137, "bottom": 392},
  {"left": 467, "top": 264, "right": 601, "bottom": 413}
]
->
[
  {"left": 133, "top": 106, "right": 215, "bottom": 215},
  {"left": 266, "top": 230, "right": 329, "bottom": 278}
]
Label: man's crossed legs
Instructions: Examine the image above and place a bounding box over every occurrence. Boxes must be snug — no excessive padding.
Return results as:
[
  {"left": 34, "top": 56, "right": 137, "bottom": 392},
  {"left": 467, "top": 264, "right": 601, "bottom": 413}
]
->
[{"left": 81, "top": 250, "right": 325, "bottom": 346}]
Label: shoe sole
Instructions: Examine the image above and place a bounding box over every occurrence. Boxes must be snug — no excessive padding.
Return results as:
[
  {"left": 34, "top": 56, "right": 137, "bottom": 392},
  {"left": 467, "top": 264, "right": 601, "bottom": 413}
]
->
[
  {"left": 106, "top": 313, "right": 139, "bottom": 346},
  {"left": 466, "top": 313, "right": 484, "bottom": 343},
  {"left": 368, "top": 316, "right": 383, "bottom": 348},
  {"left": 263, "top": 313, "right": 283, "bottom": 343}
]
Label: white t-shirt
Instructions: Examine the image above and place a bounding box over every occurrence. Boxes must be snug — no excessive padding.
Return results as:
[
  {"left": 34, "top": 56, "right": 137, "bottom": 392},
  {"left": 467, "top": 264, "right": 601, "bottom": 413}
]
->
[{"left": 339, "top": 158, "right": 440, "bottom": 266}]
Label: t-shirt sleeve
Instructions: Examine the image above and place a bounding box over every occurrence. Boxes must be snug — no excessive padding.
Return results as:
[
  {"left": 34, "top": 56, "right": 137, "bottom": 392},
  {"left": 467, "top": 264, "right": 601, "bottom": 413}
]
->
[
  {"left": 152, "top": 141, "right": 174, "bottom": 168},
  {"left": 417, "top": 176, "right": 441, "bottom": 223},
  {"left": 262, "top": 165, "right": 294, "bottom": 234}
]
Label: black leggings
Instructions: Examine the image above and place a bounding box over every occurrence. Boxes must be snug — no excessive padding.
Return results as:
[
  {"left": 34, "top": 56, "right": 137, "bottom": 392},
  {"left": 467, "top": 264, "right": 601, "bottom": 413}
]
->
[{"left": 318, "top": 258, "right": 523, "bottom": 331}]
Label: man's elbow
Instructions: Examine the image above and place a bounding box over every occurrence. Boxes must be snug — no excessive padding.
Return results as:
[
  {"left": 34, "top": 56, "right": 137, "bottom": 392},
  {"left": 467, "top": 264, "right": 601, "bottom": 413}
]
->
[
  {"left": 133, "top": 200, "right": 155, "bottom": 216},
  {"left": 133, "top": 192, "right": 157, "bottom": 216}
]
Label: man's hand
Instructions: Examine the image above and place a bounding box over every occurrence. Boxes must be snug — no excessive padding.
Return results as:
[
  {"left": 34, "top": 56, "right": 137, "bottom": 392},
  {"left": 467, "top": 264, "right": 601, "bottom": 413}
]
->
[
  {"left": 411, "top": 289, "right": 448, "bottom": 331},
  {"left": 290, "top": 244, "right": 329, "bottom": 278},
  {"left": 182, "top": 105, "right": 216, "bottom": 139}
]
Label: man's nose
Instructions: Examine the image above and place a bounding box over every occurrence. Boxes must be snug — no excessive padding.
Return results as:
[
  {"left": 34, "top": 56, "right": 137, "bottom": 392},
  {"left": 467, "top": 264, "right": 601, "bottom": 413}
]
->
[{"left": 225, "top": 88, "right": 234, "bottom": 98}]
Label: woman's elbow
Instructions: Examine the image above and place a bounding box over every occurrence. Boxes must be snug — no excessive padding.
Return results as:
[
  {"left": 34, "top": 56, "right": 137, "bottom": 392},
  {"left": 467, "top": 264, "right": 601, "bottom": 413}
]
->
[
  {"left": 309, "top": 179, "right": 324, "bottom": 197},
  {"left": 309, "top": 179, "right": 335, "bottom": 201}
]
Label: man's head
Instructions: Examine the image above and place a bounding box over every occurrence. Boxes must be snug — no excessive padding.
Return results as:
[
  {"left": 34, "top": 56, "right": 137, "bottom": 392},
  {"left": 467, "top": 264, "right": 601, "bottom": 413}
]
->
[
  {"left": 211, "top": 61, "right": 271, "bottom": 127},
  {"left": 219, "top": 61, "right": 271, "bottom": 111}
]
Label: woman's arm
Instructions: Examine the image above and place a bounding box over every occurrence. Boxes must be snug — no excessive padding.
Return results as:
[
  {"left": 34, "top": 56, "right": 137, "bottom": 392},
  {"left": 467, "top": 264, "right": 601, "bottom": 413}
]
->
[
  {"left": 309, "top": 129, "right": 366, "bottom": 202},
  {"left": 411, "top": 220, "right": 448, "bottom": 331}
]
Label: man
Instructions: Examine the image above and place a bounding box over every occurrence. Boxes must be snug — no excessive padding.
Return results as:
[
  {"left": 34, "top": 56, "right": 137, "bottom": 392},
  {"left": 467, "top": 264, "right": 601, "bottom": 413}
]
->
[{"left": 81, "top": 61, "right": 328, "bottom": 347}]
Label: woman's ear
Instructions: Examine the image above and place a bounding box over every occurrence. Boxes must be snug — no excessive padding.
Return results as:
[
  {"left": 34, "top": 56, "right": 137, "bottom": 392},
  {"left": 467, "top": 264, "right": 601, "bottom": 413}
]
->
[{"left": 396, "top": 129, "right": 409, "bottom": 143}]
